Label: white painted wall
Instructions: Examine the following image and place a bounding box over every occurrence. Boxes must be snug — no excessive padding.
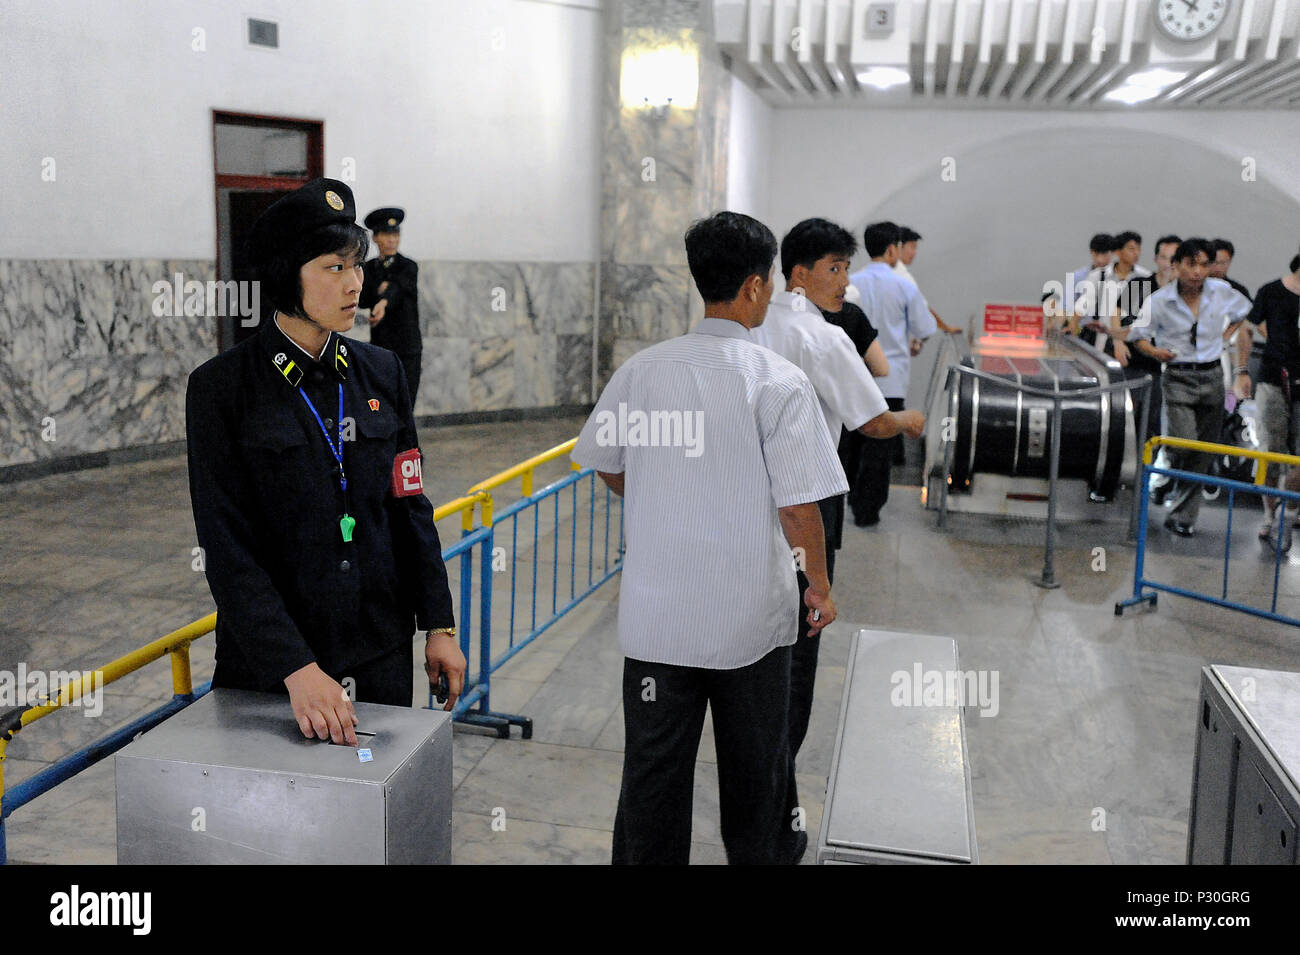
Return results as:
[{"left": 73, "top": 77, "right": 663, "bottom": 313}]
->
[
  {"left": 0, "top": 0, "right": 602, "bottom": 262},
  {"left": 724, "top": 73, "right": 774, "bottom": 221},
  {"left": 763, "top": 107, "right": 1300, "bottom": 404}
]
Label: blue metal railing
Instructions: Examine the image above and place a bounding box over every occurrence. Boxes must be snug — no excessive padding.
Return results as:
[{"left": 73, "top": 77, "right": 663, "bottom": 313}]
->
[
  {"left": 1116, "top": 436, "right": 1300, "bottom": 626},
  {"left": 444, "top": 467, "right": 625, "bottom": 737}
]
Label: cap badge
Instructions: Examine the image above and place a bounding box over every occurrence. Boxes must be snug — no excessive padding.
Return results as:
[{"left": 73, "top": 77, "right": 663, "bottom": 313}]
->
[
  {"left": 325, "top": 190, "right": 344, "bottom": 211},
  {"left": 368, "top": 398, "right": 380, "bottom": 412},
  {"left": 387, "top": 218, "right": 396, "bottom": 226}
]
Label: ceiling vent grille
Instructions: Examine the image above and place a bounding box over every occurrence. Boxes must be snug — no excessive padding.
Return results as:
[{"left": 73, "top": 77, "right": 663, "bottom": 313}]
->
[{"left": 248, "top": 18, "right": 279, "bottom": 49}]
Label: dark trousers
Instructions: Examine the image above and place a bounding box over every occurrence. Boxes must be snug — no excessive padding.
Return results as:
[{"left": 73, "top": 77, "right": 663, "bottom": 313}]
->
[
  {"left": 1164, "top": 366, "right": 1225, "bottom": 526},
  {"left": 791, "top": 497, "right": 840, "bottom": 760},
  {"left": 613, "top": 645, "right": 803, "bottom": 865},
  {"left": 849, "top": 396, "right": 905, "bottom": 523},
  {"left": 1126, "top": 355, "right": 1164, "bottom": 447}
]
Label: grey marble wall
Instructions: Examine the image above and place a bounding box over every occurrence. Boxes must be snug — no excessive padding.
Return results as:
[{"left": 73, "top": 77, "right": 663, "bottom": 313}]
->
[
  {"left": 598, "top": 0, "right": 731, "bottom": 390},
  {"left": 0, "top": 259, "right": 595, "bottom": 469},
  {"left": 0, "top": 259, "right": 217, "bottom": 468}
]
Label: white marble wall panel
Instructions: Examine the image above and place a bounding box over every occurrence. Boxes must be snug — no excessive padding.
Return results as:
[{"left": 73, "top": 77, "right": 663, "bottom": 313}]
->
[{"left": 418, "top": 337, "right": 472, "bottom": 417}]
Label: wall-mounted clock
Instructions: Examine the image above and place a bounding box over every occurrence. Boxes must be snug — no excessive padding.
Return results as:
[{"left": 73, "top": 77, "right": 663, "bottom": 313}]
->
[{"left": 1154, "top": 0, "right": 1230, "bottom": 43}]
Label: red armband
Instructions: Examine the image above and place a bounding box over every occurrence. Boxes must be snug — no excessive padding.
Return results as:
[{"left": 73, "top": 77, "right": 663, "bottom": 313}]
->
[{"left": 391, "top": 448, "right": 424, "bottom": 497}]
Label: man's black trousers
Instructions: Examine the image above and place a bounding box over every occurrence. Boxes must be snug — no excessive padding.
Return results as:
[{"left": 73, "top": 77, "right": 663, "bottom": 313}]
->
[{"left": 613, "top": 644, "right": 805, "bottom": 865}]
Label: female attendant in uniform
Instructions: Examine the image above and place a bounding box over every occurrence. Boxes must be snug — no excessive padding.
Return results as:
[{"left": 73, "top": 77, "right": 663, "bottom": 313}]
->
[{"left": 186, "top": 178, "right": 465, "bottom": 746}]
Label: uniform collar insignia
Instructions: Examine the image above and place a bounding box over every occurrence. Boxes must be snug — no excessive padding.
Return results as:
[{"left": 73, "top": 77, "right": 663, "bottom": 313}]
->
[{"left": 265, "top": 319, "right": 349, "bottom": 386}]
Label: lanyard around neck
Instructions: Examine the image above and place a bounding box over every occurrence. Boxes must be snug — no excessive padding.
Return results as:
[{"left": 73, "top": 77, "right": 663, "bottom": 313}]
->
[{"left": 296, "top": 383, "right": 355, "bottom": 542}]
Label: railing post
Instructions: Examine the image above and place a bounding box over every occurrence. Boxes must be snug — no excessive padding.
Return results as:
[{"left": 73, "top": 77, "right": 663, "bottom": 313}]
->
[
  {"left": 1129, "top": 376, "right": 1152, "bottom": 543},
  {"left": 170, "top": 643, "right": 194, "bottom": 698},
  {"left": 479, "top": 523, "right": 494, "bottom": 714},
  {"left": 1034, "top": 392, "right": 1063, "bottom": 589}
]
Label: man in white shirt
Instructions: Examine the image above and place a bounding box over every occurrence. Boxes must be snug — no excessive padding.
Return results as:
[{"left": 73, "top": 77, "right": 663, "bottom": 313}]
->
[
  {"left": 1130, "top": 238, "right": 1253, "bottom": 536},
  {"left": 848, "top": 221, "right": 935, "bottom": 525},
  {"left": 751, "top": 217, "right": 924, "bottom": 759},
  {"left": 573, "top": 211, "right": 848, "bottom": 865},
  {"left": 893, "top": 226, "right": 959, "bottom": 334},
  {"left": 1074, "top": 230, "right": 1151, "bottom": 349}
]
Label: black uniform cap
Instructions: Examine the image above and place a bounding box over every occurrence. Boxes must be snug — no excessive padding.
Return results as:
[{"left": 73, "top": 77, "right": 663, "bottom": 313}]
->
[
  {"left": 365, "top": 207, "right": 405, "bottom": 233},
  {"left": 250, "top": 178, "right": 357, "bottom": 261}
]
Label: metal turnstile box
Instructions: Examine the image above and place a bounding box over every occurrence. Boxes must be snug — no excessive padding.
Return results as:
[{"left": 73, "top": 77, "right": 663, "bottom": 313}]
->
[
  {"left": 1187, "top": 665, "right": 1300, "bottom": 865},
  {"left": 817, "top": 629, "right": 978, "bottom": 864},
  {"left": 116, "top": 689, "right": 453, "bottom": 864}
]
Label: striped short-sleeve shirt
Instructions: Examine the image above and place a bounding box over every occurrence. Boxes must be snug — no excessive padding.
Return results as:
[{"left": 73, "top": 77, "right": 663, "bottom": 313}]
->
[{"left": 572, "top": 317, "right": 848, "bottom": 669}]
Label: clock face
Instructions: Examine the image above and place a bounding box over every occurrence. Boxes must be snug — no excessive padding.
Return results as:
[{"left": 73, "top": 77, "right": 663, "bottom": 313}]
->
[{"left": 1156, "top": 0, "right": 1229, "bottom": 42}]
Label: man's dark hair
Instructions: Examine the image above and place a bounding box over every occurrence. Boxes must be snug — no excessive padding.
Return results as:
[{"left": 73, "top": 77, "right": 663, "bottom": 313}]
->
[
  {"left": 780, "top": 218, "right": 858, "bottom": 279},
  {"left": 256, "top": 222, "right": 370, "bottom": 318},
  {"left": 1115, "top": 230, "right": 1142, "bottom": 248},
  {"left": 900, "top": 226, "right": 922, "bottom": 243},
  {"left": 1173, "top": 237, "right": 1212, "bottom": 264},
  {"left": 1155, "top": 234, "right": 1182, "bottom": 255},
  {"left": 1289, "top": 247, "right": 1300, "bottom": 274},
  {"left": 1089, "top": 233, "right": 1116, "bottom": 253},
  {"left": 1211, "top": 237, "right": 1235, "bottom": 259},
  {"left": 863, "top": 221, "right": 902, "bottom": 258},
  {"left": 684, "top": 212, "right": 777, "bottom": 304}
]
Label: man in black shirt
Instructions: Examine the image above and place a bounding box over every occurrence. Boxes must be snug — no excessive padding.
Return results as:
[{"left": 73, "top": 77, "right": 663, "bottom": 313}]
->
[
  {"left": 361, "top": 208, "right": 423, "bottom": 402},
  {"left": 821, "top": 299, "right": 889, "bottom": 522},
  {"left": 1235, "top": 250, "right": 1300, "bottom": 549}
]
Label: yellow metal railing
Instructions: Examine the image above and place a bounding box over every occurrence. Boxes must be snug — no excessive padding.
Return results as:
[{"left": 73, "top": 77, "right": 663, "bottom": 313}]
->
[
  {"left": 466, "top": 438, "right": 580, "bottom": 527},
  {"left": 1143, "top": 435, "right": 1300, "bottom": 484}
]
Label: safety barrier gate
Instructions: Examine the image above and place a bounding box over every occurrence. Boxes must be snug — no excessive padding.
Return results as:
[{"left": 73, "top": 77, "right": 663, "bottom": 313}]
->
[
  {"left": 1116, "top": 435, "right": 1300, "bottom": 626},
  {"left": 0, "top": 437, "right": 623, "bottom": 864}
]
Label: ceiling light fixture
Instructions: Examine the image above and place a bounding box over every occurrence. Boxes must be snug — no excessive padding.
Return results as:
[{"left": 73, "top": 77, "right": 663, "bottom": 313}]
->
[{"left": 855, "top": 66, "right": 911, "bottom": 90}]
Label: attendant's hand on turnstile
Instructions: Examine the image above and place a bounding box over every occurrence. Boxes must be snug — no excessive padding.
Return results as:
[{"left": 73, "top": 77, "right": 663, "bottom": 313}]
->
[
  {"left": 804, "top": 586, "right": 836, "bottom": 638},
  {"left": 1112, "top": 340, "right": 1130, "bottom": 368},
  {"left": 898, "top": 409, "right": 926, "bottom": 440},
  {"left": 425, "top": 633, "right": 467, "bottom": 712},
  {"left": 284, "top": 662, "right": 359, "bottom": 746}
]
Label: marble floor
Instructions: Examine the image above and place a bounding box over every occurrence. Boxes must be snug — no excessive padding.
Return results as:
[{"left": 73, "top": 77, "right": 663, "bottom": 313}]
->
[{"left": 2, "top": 414, "right": 1299, "bottom": 864}]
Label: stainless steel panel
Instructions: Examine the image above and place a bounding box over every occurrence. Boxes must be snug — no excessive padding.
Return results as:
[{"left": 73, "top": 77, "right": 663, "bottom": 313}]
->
[
  {"left": 116, "top": 688, "right": 452, "bottom": 865},
  {"left": 1187, "top": 684, "right": 1238, "bottom": 865},
  {"left": 1230, "top": 759, "right": 1297, "bottom": 865},
  {"left": 1213, "top": 664, "right": 1300, "bottom": 785},
  {"left": 818, "top": 629, "right": 976, "bottom": 864},
  {"left": 386, "top": 717, "right": 454, "bottom": 865}
]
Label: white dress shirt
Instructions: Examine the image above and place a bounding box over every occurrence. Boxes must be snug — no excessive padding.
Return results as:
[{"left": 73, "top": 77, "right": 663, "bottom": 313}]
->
[
  {"left": 1074, "top": 263, "right": 1152, "bottom": 321},
  {"left": 1130, "top": 278, "right": 1252, "bottom": 364},
  {"left": 849, "top": 262, "right": 934, "bottom": 399},
  {"left": 751, "top": 290, "right": 889, "bottom": 449},
  {"left": 572, "top": 318, "right": 848, "bottom": 669}
]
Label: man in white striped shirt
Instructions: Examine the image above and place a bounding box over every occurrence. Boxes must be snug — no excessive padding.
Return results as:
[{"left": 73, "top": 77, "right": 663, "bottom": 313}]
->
[
  {"left": 573, "top": 212, "right": 847, "bottom": 865},
  {"left": 752, "top": 218, "right": 924, "bottom": 760}
]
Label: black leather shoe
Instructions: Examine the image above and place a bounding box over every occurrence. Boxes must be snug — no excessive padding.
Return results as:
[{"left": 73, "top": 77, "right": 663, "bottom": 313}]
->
[
  {"left": 1150, "top": 483, "right": 1171, "bottom": 507},
  {"left": 1164, "top": 517, "right": 1195, "bottom": 537},
  {"left": 853, "top": 513, "right": 880, "bottom": 527}
]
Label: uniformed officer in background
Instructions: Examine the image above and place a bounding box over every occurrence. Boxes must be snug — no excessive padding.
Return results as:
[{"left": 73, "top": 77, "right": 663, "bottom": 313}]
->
[
  {"left": 361, "top": 207, "right": 424, "bottom": 403},
  {"left": 186, "top": 179, "right": 465, "bottom": 746}
]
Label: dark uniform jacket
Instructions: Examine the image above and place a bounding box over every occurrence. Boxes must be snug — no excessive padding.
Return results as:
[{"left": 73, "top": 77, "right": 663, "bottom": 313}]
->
[
  {"left": 360, "top": 253, "right": 422, "bottom": 355},
  {"left": 185, "top": 318, "right": 454, "bottom": 692}
]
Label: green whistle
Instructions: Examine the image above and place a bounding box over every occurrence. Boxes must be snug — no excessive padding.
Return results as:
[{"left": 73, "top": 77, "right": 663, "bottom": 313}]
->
[{"left": 340, "top": 514, "right": 356, "bottom": 543}]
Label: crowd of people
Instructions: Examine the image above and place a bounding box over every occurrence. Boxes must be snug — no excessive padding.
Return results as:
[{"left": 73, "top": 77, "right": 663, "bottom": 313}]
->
[{"left": 1049, "top": 231, "right": 1300, "bottom": 547}]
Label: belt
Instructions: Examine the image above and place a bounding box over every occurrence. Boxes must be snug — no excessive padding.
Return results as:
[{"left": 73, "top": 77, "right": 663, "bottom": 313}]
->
[{"left": 1166, "top": 360, "right": 1220, "bottom": 371}]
